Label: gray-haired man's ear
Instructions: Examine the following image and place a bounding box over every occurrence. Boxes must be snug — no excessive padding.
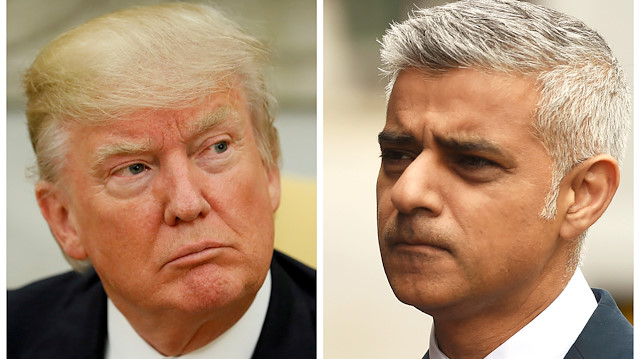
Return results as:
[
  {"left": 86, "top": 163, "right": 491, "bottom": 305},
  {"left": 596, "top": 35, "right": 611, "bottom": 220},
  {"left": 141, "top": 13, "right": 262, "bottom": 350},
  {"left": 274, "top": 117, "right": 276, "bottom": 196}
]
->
[{"left": 558, "top": 154, "right": 620, "bottom": 241}]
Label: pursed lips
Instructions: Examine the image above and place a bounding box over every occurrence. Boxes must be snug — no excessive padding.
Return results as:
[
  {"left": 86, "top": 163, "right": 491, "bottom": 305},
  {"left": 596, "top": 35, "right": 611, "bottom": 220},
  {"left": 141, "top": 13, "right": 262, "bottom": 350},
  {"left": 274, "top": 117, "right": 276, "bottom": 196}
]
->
[
  {"left": 383, "top": 220, "right": 452, "bottom": 253},
  {"left": 163, "top": 241, "right": 230, "bottom": 268},
  {"left": 384, "top": 227, "right": 452, "bottom": 252},
  {"left": 390, "top": 235, "right": 450, "bottom": 252}
]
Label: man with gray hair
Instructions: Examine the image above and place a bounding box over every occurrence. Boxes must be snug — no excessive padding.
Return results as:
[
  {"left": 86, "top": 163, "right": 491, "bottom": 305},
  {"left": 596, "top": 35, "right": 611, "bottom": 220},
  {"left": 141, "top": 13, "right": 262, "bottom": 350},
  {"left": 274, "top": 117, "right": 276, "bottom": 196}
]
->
[
  {"left": 376, "top": 0, "right": 632, "bottom": 358},
  {"left": 8, "top": 3, "right": 315, "bottom": 358}
]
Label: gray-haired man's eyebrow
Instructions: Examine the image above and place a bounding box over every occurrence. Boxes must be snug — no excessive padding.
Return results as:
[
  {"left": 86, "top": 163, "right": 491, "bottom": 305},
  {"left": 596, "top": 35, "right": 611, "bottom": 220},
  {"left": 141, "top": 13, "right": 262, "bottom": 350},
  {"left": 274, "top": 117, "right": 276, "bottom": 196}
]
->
[
  {"left": 378, "top": 131, "right": 419, "bottom": 147},
  {"left": 434, "top": 134, "right": 515, "bottom": 163}
]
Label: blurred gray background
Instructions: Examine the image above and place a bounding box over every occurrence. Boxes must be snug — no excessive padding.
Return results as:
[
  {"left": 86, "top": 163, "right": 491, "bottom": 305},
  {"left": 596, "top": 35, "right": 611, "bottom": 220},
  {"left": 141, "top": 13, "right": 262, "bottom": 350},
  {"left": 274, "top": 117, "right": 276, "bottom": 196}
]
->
[
  {"left": 7, "top": 0, "right": 316, "bottom": 287},
  {"left": 324, "top": 0, "right": 633, "bottom": 357}
]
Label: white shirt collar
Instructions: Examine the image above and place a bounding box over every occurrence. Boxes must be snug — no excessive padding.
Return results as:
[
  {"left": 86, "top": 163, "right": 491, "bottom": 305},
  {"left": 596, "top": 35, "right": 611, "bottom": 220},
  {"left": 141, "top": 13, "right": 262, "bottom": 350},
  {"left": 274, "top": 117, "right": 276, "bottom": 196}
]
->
[
  {"left": 105, "top": 270, "right": 272, "bottom": 359},
  {"left": 429, "top": 268, "right": 597, "bottom": 359}
]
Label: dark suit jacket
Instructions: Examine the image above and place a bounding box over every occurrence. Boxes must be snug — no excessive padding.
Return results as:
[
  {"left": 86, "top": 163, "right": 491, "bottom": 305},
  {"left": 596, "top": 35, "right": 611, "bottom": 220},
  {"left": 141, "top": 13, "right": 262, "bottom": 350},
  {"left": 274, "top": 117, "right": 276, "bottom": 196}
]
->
[
  {"left": 423, "top": 288, "right": 632, "bottom": 359},
  {"left": 8, "top": 250, "right": 316, "bottom": 359},
  {"left": 564, "top": 288, "right": 632, "bottom": 359}
]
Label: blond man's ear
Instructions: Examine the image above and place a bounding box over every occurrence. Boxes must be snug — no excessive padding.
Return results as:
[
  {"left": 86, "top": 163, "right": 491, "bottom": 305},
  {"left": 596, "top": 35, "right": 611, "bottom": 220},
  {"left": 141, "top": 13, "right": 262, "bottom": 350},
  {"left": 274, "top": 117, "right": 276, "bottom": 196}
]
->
[
  {"left": 266, "top": 165, "right": 281, "bottom": 213},
  {"left": 35, "top": 181, "right": 87, "bottom": 261}
]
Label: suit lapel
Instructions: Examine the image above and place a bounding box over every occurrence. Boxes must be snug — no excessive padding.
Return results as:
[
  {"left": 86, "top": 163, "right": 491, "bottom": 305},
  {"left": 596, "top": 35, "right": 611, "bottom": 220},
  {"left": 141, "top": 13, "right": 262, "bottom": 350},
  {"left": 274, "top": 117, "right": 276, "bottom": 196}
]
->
[
  {"left": 563, "top": 288, "right": 632, "bottom": 358},
  {"left": 251, "top": 251, "right": 316, "bottom": 359}
]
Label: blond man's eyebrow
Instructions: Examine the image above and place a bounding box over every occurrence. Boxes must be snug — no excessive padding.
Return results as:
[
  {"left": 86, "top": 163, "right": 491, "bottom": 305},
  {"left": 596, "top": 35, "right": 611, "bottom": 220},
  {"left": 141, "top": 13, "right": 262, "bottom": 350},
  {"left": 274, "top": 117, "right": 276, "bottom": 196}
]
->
[
  {"left": 189, "top": 105, "right": 240, "bottom": 136},
  {"left": 90, "top": 139, "right": 153, "bottom": 175}
]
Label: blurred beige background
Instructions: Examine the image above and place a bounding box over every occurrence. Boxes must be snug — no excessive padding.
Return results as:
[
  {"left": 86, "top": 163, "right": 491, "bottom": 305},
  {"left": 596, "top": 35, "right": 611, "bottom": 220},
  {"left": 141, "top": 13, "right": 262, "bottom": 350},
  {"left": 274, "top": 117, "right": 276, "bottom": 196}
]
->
[
  {"left": 7, "top": 0, "right": 317, "bottom": 287},
  {"left": 324, "top": 0, "right": 632, "bottom": 357}
]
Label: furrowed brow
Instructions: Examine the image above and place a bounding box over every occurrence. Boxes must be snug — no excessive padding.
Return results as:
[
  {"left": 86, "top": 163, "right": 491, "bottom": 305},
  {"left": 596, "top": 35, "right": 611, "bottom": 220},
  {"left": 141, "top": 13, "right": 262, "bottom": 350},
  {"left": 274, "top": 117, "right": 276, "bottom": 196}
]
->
[
  {"left": 434, "top": 135, "right": 511, "bottom": 159},
  {"left": 378, "top": 131, "right": 419, "bottom": 147}
]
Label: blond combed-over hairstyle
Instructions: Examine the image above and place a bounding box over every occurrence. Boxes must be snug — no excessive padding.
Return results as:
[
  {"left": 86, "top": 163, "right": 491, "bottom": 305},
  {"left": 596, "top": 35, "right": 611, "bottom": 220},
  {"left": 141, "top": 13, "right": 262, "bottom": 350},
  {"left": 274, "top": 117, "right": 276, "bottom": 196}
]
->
[
  {"left": 24, "top": 2, "right": 280, "bottom": 271},
  {"left": 380, "top": 0, "right": 631, "bottom": 223}
]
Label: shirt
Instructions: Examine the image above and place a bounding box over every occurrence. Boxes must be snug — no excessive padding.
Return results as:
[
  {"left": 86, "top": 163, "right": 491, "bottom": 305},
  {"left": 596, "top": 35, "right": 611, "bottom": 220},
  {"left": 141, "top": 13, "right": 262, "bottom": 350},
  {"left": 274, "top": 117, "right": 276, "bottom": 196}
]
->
[
  {"left": 105, "top": 271, "right": 272, "bottom": 359},
  {"left": 429, "top": 268, "right": 597, "bottom": 359}
]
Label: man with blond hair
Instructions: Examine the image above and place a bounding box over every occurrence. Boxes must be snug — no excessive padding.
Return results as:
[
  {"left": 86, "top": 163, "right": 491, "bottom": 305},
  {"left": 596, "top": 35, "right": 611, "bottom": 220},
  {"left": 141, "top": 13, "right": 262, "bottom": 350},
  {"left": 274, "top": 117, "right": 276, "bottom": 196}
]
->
[
  {"left": 8, "top": 3, "right": 315, "bottom": 358},
  {"left": 376, "top": 0, "right": 632, "bottom": 358}
]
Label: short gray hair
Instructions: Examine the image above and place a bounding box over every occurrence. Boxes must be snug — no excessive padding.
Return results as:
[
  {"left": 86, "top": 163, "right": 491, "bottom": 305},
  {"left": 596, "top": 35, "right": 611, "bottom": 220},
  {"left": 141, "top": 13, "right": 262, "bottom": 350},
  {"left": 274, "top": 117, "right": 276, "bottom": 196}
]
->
[{"left": 380, "top": 0, "right": 631, "bottom": 222}]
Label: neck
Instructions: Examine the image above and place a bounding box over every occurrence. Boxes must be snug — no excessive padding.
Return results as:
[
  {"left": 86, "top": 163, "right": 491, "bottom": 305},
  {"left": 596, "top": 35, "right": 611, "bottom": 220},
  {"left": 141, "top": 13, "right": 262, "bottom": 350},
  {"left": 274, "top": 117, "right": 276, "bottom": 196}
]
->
[
  {"left": 111, "top": 292, "right": 256, "bottom": 356},
  {"left": 432, "top": 264, "right": 575, "bottom": 359}
]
